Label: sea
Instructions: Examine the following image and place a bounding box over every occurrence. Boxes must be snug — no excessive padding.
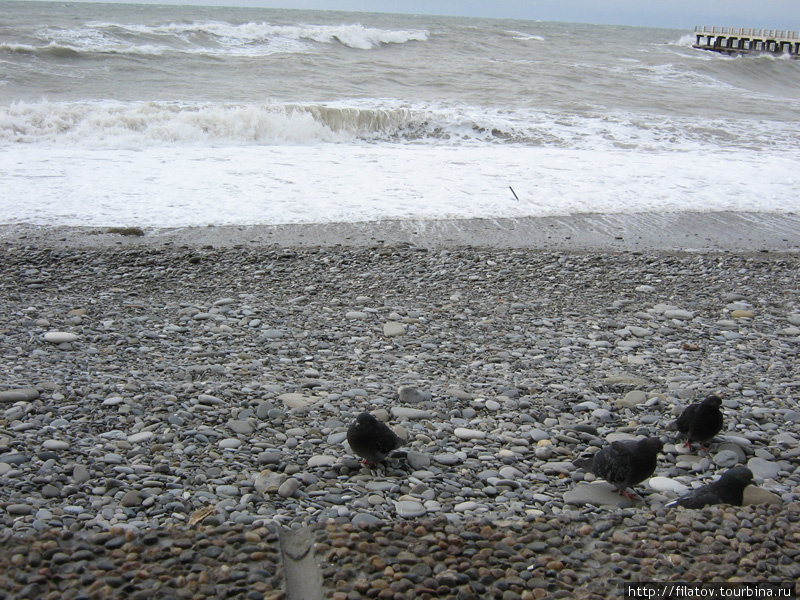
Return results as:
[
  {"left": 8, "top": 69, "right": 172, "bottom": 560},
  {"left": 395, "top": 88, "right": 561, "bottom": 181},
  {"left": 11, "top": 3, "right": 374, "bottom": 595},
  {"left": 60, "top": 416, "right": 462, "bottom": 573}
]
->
[{"left": 1, "top": 1, "right": 799, "bottom": 228}]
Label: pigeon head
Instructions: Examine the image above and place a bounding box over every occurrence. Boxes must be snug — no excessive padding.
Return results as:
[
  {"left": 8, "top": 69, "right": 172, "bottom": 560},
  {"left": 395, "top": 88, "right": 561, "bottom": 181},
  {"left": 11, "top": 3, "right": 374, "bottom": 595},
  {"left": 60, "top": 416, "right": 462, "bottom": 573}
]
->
[
  {"left": 640, "top": 437, "right": 664, "bottom": 454},
  {"left": 722, "top": 466, "right": 754, "bottom": 487},
  {"left": 703, "top": 395, "right": 722, "bottom": 409},
  {"left": 354, "top": 412, "right": 377, "bottom": 430}
]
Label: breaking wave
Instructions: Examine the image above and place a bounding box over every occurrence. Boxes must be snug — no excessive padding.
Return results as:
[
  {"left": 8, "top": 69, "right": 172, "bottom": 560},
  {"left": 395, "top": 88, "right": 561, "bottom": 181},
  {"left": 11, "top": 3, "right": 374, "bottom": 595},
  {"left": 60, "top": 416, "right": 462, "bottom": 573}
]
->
[
  {"left": 2, "top": 99, "right": 798, "bottom": 154},
  {"left": 1, "top": 20, "right": 430, "bottom": 59}
]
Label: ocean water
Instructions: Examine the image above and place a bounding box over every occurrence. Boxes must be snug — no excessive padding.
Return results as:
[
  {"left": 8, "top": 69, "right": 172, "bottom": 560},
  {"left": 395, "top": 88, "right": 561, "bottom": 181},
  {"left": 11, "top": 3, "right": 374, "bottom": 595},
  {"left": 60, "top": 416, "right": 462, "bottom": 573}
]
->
[{"left": 1, "top": 1, "right": 799, "bottom": 228}]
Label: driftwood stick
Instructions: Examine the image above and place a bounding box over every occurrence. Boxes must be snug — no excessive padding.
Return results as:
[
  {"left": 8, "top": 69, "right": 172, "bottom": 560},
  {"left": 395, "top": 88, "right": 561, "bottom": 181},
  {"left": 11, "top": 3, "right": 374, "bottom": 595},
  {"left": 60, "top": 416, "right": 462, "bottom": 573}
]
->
[{"left": 279, "top": 525, "right": 323, "bottom": 600}]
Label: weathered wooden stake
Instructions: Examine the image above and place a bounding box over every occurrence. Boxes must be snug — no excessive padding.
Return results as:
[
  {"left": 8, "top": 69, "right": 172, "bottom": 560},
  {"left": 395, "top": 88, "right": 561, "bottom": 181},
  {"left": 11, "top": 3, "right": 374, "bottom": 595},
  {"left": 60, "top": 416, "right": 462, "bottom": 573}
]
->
[{"left": 278, "top": 525, "right": 323, "bottom": 600}]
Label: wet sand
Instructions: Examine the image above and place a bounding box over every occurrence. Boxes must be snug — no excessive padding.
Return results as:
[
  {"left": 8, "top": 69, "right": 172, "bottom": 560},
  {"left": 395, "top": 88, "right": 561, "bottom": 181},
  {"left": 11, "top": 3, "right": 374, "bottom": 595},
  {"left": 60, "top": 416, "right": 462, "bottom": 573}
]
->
[{"left": 2, "top": 211, "right": 799, "bottom": 252}]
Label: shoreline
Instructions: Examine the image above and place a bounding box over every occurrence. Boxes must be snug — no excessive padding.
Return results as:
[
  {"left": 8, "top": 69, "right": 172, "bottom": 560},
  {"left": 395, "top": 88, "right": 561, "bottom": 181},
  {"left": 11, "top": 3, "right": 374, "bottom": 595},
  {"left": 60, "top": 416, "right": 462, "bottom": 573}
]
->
[{"left": 2, "top": 211, "right": 799, "bottom": 252}]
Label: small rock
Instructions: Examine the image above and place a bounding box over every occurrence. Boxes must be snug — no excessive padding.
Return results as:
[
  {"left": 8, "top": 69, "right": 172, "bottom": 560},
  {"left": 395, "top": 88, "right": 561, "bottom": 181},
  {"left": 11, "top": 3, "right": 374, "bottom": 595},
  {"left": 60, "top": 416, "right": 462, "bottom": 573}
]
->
[
  {"left": 743, "top": 486, "right": 782, "bottom": 506},
  {"left": 648, "top": 477, "right": 689, "bottom": 494},
  {"left": 564, "top": 483, "right": 638, "bottom": 508},
  {"left": 44, "top": 332, "right": 79, "bottom": 344},
  {"left": 394, "top": 500, "right": 427, "bottom": 518},
  {"left": 454, "top": 428, "right": 485, "bottom": 440},
  {"left": 0, "top": 388, "right": 40, "bottom": 403},
  {"left": 383, "top": 322, "right": 406, "bottom": 337},
  {"left": 713, "top": 449, "right": 740, "bottom": 468},
  {"left": 227, "top": 419, "right": 254, "bottom": 435},
  {"left": 42, "top": 440, "right": 70, "bottom": 451},
  {"left": 6, "top": 504, "right": 33, "bottom": 515},
  {"left": 279, "top": 393, "right": 318, "bottom": 409},
  {"left": 616, "top": 390, "right": 647, "bottom": 409},
  {"left": 747, "top": 457, "right": 781, "bottom": 480},
  {"left": 391, "top": 407, "right": 432, "bottom": 420},
  {"left": 454, "top": 501, "right": 479, "bottom": 512},
  {"left": 278, "top": 478, "right": 301, "bottom": 498},
  {"left": 127, "top": 431, "right": 154, "bottom": 444},
  {"left": 663, "top": 309, "right": 694, "bottom": 320},
  {"left": 120, "top": 490, "right": 142, "bottom": 507},
  {"left": 731, "top": 309, "right": 755, "bottom": 319},
  {"left": 73, "top": 464, "right": 91, "bottom": 484},
  {"left": 308, "top": 455, "right": 336, "bottom": 467},
  {"left": 612, "top": 530, "right": 633, "bottom": 544},
  {"left": 398, "top": 385, "right": 431, "bottom": 404}
]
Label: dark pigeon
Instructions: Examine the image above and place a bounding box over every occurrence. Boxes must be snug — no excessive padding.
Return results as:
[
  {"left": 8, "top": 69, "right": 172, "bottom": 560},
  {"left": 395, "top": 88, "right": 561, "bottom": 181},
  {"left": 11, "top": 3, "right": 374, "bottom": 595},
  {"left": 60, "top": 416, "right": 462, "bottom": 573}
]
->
[
  {"left": 347, "top": 412, "right": 403, "bottom": 466},
  {"left": 675, "top": 394, "right": 723, "bottom": 449},
  {"left": 667, "top": 467, "right": 753, "bottom": 508},
  {"left": 575, "top": 437, "right": 663, "bottom": 500}
]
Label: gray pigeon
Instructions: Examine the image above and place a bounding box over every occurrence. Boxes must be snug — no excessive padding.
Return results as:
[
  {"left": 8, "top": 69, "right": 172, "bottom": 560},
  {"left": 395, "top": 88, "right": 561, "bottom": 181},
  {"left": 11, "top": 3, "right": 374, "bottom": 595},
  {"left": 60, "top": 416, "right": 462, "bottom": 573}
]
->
[
  {"left": 346, "top": 412, "right": 403, "bottom": 466},
  {"left": 675, "top": 394, "right": 723, "bottom": 449},
  {"left": 575, "top": 437, "right": 663, "bottom": 500},
  {"left": 666, "top": 467, "right": 753, "bottom": 509}
]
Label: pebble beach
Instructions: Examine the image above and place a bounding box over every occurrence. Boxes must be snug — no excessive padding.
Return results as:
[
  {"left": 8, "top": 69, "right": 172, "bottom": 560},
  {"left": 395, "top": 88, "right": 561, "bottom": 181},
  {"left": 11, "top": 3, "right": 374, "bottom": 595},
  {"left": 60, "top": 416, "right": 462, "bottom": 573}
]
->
[{"left": 1, "top": 218, "right": 799, "bottom": 599}]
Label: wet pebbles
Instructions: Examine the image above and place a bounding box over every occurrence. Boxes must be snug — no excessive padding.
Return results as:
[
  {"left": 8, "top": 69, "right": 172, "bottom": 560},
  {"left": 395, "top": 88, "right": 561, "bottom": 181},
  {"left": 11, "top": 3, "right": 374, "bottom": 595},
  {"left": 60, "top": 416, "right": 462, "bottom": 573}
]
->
[{"left": 1, "top": 240, "right": 799, "bottom": 597}]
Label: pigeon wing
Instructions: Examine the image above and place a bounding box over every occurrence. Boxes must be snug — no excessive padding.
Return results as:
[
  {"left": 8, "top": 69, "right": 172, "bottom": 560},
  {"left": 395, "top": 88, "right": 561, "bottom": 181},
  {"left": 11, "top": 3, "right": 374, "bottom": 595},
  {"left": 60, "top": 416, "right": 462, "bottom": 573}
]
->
[
  {"left": 373, "top": 421, "right": 403, "bottom": 456},
  {"left": 593, "top": 442, "right": 634, "bottom": 488},
  {"left": 692, "top": 405, "right": 723, "bottom": 441},
  {"left": 675, "top": 403, "right": 697, "bottom": 435},
  {"left": 670, "top": 483, "right": 724, "bottom": 509}
]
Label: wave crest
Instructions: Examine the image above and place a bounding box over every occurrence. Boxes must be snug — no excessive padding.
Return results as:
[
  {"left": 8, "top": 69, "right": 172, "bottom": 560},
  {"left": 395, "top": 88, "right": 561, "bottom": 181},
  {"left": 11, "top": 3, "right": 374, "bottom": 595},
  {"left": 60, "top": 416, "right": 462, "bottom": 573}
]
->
[
  {"left": 3, "top": 100, "right": 794, "bottom": 152},
  {"left": 12, "top": 20, "right": 430, "bottom": 58},
  {"left": 0, "top": 100, "right": 566, "bottom": 147},
  {"left": 0, "top": 101, "right": 430, "bottom": 146}
]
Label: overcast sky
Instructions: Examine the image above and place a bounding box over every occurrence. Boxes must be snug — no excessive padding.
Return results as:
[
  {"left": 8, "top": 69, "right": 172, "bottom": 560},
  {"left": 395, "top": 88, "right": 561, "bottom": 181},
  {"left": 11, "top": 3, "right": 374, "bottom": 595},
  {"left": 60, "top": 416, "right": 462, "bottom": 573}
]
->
[
  {"left": 79, "top": 0, "right": 798, "bottom": 30},
  {"left": 28, "top": 0, "right": 800, "bottom": 30}
]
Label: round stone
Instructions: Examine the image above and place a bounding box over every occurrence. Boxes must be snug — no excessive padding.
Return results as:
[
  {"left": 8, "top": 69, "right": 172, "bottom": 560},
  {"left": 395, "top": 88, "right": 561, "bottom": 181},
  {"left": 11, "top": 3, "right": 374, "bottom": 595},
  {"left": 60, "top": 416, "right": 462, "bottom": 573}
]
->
[
  {"left": 44, "top": 331, "right": 78, "bottom": 344},
  {"left": 42, "top": 440, "right": 70, "bottom": 451},
  {"left": 747, "top": 457, "right": 781, "bottom": 480},
  {"left": 454, "top": 428, "right": 485, "bottom": 440},
  {"left": 308, "top": 455, "right": 336, "bottom": 467},
  {"left": 394, "top": 500, "right": 426, "bottom": 519},
  {"left": 712, "top": 449, "right": 740, "bottom": 468},
  {"left": 127, "top": 431, "right": 154, "bottom": 444},
  {"left": 454, "top": 501, "right": 479, "bottom": 512},
  {"left": 383, "top": 321, "right": 406, "bottom": 337},
  {"left": 648, "top": 477, "right": 689, "bottom": 494}
]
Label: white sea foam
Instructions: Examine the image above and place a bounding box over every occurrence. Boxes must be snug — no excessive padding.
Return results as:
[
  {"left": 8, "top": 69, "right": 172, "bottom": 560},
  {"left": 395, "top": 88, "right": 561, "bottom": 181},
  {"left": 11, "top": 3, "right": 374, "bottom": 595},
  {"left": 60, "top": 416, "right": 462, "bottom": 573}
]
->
[
  {"left": 2, "top": 4, "right": 799, "bottom": 230},
  {"left": 30, "top": 20, "right": 430, "bottom": 57},
  {"left": 506, "top": 30, "right": 545, "bottom": 41},
  {"left": 1, "top": 144, "right": 797, "bottom": 228},
  {"left": 3, "top": 99, "right": 797, "bottom": 153}
]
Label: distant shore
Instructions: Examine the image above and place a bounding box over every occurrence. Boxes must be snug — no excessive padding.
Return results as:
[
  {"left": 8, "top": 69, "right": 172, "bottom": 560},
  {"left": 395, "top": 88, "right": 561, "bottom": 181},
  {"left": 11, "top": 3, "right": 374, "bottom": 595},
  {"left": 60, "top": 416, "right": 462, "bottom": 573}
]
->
[{"left": 2, "top": 211, "right": 799, "bottom": 252}]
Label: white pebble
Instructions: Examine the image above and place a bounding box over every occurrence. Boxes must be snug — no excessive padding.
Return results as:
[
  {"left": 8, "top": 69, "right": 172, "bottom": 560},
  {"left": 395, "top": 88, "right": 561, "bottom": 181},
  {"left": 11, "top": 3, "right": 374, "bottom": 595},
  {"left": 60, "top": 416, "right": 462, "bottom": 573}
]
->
[
  {"left": 44, "top": 331, "right": 78, "bottom": 344},
  {"left": 454, "top": 427, "right": 486, "bottom": 440}
]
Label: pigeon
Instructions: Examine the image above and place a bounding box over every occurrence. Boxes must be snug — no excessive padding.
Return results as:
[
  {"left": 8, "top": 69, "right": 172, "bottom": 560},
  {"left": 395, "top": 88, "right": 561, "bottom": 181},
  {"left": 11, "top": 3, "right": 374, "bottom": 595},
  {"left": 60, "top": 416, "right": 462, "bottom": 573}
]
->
[
  {"left": 675, "top": 394, "right": 723, "bottom": 449},
  {"left": 346, "top": 412, "right": 403, "bottom": 466},
  {"left": 574, "top": 437, "right": 663, "bottom": 500},
  {"left": 666, "top": 467, "right": 753, "bottom": 508}
]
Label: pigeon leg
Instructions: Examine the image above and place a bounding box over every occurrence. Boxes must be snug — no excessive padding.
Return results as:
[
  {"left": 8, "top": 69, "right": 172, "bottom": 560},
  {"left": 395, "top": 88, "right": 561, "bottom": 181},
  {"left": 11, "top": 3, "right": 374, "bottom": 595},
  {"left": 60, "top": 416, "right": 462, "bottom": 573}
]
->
[
  {"left": 683, "top": 439, "right": 692, "bottom": 449},
  {"left": 616, "top": 488, "right": 638, "bottom": 501},
  {"left": 359, "top": 459, "right": 378, "bottom": 467}
]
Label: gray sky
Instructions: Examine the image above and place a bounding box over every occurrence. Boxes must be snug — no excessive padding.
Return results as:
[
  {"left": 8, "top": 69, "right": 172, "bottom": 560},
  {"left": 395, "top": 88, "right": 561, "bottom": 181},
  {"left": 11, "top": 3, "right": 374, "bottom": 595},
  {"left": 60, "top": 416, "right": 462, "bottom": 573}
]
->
[
  {"left": 131, "top": 0, "right": 800, "bottom": 30},
  {"left": 43, "top": 0, "right": 800, "bottom": 30}
]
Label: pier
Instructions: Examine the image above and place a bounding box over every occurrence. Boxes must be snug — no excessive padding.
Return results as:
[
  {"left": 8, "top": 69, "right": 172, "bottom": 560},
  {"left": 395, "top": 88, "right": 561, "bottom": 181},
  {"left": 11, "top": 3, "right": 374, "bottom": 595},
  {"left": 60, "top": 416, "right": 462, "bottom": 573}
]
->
[{"left": 693, "top": 26, "right": 800, "bottom": 57}]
